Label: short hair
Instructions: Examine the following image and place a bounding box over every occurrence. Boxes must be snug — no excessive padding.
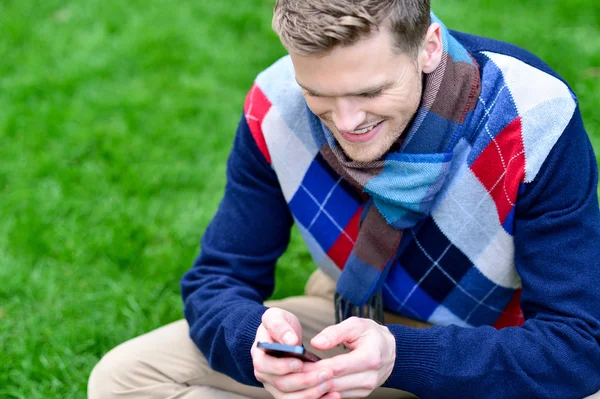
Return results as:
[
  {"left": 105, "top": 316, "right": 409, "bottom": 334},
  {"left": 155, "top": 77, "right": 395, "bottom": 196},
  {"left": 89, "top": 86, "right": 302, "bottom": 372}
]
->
[{"left": 272, "top": 0, "right": 431, "bottom": 57}]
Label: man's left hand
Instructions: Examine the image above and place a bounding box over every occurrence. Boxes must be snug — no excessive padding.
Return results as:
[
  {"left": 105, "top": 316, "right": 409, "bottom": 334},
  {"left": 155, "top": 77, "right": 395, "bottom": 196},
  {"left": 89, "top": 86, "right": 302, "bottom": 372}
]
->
[{"left": 303, "top": 317, "right": 396, "bottom": 398}]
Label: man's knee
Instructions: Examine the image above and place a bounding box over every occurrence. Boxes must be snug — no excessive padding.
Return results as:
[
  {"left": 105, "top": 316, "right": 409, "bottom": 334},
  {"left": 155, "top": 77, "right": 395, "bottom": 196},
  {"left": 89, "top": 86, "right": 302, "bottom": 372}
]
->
[
  {"left": 87, "top": 342, "right": 146, "bottom": 398},
  {"left": 88, "top": 320, "right": 210, "bottom": 398}
]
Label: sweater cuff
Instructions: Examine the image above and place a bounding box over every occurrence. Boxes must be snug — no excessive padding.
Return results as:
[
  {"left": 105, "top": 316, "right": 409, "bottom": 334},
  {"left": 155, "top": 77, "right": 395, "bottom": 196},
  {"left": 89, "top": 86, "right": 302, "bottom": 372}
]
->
[
  {"left": 236, "top": 306, "right": 268, "bottom": 386},
  {"left": 383, "top": 324, "right": 440, "bottom": 396}
]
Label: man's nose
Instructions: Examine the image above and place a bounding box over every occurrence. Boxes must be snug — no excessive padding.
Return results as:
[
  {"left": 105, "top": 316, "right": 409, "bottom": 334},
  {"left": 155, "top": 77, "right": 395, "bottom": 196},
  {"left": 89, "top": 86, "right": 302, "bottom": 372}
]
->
[{"left": 331, "top": 98, "right": 366, "bottom": 133}]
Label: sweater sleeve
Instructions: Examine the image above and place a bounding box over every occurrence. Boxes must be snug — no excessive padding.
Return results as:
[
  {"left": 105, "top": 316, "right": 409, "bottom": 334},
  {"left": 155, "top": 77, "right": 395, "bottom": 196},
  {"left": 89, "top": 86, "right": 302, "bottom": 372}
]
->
[
  {"left": 180, "top": 112, "right": 293, "bottom": 386},
  {"left": 384, "top": 107, "right": 600, "bottom": 398}
]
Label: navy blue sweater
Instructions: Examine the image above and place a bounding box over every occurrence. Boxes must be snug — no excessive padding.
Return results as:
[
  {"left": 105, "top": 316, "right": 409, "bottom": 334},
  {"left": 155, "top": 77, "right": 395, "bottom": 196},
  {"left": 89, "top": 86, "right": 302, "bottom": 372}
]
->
[{"left": 181, "top": 32, "right": 600, "bottom": 398}]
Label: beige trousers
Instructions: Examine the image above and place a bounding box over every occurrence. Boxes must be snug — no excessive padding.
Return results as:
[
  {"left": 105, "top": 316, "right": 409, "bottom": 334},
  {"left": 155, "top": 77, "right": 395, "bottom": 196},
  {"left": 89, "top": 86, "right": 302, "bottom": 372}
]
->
[{"left": 88, "top": 270, "right": 423, "bottom": 398}]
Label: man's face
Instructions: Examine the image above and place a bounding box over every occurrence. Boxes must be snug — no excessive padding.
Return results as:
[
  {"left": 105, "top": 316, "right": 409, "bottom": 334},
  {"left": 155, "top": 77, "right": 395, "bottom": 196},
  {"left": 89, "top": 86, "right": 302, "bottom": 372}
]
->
[{"left": 290, "top": 27, "right": 423, "bottom": 163}]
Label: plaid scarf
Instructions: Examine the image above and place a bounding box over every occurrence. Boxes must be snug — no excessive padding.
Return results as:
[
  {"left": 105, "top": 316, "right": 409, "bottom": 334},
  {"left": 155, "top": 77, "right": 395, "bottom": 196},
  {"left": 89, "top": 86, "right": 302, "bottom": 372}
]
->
[{"left": 307, "top": 15, "right": 481, "bottom": 323}]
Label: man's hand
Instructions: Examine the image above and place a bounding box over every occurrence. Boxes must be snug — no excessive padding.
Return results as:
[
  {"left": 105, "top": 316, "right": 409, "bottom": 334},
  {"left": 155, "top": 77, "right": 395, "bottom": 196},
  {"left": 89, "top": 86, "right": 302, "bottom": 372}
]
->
[
  {"left": 251, "top": 308, "right": 336, "bottom": 399},
  {"left": 302, "top": 317, "right": 396, "bottom": 398}
]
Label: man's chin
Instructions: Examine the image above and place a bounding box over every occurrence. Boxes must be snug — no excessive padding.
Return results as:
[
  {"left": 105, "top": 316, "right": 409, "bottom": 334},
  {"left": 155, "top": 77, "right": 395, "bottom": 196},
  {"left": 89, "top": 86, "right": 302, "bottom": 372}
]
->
[{"left": 341, "top": 145, "right": 385, "bottom": 163}]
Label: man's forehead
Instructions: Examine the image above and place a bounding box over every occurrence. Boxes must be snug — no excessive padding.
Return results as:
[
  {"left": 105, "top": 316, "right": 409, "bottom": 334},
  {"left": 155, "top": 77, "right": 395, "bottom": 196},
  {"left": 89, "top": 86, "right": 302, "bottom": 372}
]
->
[{"left": 289, "top": 28, "right": 411, "bottom": 98}]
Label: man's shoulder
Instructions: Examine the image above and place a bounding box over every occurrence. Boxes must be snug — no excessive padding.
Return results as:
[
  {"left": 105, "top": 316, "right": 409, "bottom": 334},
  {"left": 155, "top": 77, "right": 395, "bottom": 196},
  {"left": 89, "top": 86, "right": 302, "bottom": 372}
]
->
[
  {"left": 452, "top": 30, "right": 568, "bottom": 86},
  {"left": 252, "top": 55, "right": 306, "bottom": 110},
  {"left": 243, "top": 55, "right": 319, "bottom": 188},
  {"left": 457, "top": 31, "right": 579, "bottom": 185},
  {"left": 456, "top": 31, "right": 576, "bottom": 118}
]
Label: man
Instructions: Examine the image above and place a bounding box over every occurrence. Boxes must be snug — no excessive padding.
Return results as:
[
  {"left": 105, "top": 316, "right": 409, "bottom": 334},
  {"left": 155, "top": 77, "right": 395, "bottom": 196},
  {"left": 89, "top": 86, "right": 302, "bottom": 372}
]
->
[{"left": 88, "top": 0, "right": 600, "bottom": 398}]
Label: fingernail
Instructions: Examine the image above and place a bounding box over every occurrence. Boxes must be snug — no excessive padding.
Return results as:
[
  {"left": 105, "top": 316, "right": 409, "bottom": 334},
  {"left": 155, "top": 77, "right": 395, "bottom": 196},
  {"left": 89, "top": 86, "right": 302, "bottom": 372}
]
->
[
  {"left": 282, "top": 332, "right": 295, "bottom": 345},
  {"left": 318, "top": 371, "right": 329, "bottom": 382},
  {"left": 313, "top": 335, "right": 328, "bottom": 346}
]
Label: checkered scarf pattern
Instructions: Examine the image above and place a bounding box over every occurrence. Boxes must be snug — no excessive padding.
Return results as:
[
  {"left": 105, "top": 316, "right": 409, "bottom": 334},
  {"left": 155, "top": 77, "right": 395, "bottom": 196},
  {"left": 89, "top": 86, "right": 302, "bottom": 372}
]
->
[{"left": 306, "top": 17, "right": 481, "bottom": 322}]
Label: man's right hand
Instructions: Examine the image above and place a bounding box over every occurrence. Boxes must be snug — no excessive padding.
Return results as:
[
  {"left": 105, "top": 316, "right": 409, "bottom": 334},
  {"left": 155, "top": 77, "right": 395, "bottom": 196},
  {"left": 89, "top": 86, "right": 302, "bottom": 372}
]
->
[{"left": 251, "top": 308, "right": 338, "bottom": 399}]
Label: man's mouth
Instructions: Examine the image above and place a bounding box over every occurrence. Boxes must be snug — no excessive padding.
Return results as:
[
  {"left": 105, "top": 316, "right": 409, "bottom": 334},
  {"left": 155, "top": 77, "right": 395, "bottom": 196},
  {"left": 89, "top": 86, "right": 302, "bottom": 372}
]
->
[
  {"left": 345, "top": 121, "right": 383, "bottom": 135},
  {"left": 338, "top": 121, "right": 385, "bottom": 144}
]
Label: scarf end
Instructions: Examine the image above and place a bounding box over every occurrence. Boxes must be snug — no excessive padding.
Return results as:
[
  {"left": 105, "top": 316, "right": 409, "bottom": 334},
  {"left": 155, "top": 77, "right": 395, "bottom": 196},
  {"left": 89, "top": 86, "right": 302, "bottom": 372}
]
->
[{"left": 334, "top": 291, "right": 384, "bottom": 325}]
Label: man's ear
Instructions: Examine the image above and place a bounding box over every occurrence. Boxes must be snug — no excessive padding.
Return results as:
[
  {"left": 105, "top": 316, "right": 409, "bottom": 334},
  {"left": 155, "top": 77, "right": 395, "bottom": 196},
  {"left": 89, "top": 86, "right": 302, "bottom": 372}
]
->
[{"left": 420, "top": 23, "right": 443, "bottom": 74}]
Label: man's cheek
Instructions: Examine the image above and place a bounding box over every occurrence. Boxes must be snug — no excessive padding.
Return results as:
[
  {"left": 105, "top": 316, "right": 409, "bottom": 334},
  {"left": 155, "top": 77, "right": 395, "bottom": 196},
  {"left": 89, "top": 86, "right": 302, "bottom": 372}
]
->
[{"left": 304, "top": 98, "right": 331, "bottom": 117}]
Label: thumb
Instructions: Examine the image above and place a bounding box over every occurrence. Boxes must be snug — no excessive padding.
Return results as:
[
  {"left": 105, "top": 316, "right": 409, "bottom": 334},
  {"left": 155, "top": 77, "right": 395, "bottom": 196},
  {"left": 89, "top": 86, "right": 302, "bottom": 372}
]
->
[
  {"left": 261, "top": 308, "right": 303, "bottom": 346},
  {"left": 310, "top": 317, "right": 365, "bottom": 351}
]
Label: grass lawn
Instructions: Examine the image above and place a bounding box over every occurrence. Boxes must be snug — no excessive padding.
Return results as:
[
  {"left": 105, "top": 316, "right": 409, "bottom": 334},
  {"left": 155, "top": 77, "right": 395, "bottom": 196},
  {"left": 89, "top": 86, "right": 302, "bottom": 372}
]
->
[{"left": 0, "top": 0, "right": 598, "bottom": 397}]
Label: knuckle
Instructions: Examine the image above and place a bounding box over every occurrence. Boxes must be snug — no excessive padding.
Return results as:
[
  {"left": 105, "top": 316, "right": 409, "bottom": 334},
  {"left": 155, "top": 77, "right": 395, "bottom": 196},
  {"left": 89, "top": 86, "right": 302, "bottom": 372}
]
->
[
  {"left": 367, "top": 356, "right": 383, "bottom": 370},
  {"left": 314, "top": 371, "right": 324, "bottom": 386},
  {"left": 322, "top": 379, "right": 334, "bottom": 392},
  {"left": 273, "top": 378, "right": 287, "bottom": 392},
  {"left": 267, "top": 318, "right": 281, "bottom": 330},
  {"left": 331, "top": 364, "right": 345, "bottom": 376},
  {"left": 281, "top": 309, "right": 293, "bottom": 322},
  {"left": 362, "top": 374, "right": 379, "bottom": 390},
  {"left": 252, "top": 358, "right": 262, "bottom": 372},
  {"left": 262, "top": 309, "right": 279, "bottom": 324},
  {"left": 310, "top": 372, "right": 323, "bottom": 386}
]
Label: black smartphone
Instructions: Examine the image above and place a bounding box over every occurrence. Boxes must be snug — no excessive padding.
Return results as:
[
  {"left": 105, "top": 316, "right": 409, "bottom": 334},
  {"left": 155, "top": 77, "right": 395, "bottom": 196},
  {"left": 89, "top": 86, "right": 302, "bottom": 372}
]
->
[{"left": 256, "top": 342, "right": 321, "bottom": 363}]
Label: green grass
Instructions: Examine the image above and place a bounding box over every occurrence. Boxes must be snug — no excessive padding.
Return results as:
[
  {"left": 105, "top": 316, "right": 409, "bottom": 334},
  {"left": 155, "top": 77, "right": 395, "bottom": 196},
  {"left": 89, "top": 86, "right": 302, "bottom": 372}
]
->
[{"left": 0, "top": 0, "right": 598, "bottom": 397}]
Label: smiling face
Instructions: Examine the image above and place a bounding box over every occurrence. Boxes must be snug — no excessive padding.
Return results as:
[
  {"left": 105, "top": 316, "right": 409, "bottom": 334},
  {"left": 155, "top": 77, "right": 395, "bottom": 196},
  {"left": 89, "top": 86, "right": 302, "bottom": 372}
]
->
[{"left": 290, "top": 24, "right": 438, "bottom": 163}]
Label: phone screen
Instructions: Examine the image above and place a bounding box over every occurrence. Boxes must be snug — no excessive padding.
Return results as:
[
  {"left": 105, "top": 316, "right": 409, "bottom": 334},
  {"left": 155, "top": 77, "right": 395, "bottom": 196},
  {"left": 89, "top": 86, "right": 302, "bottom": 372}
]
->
[{"left": 256, "top": 342, "right": 321, "bottom": 362}]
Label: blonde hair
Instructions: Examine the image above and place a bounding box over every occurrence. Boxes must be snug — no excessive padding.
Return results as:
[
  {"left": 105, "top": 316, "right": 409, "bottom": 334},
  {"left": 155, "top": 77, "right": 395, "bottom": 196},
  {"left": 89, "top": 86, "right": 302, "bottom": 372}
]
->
[{"left": 272, "top": 0, "right": 430, "bottom": 57}]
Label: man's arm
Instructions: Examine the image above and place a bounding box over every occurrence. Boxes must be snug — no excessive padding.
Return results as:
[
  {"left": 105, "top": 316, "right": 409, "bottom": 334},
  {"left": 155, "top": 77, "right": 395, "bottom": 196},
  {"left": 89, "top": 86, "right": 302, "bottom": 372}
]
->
[{"left": 181, "top": 112, "right": 293, "bottom": 386}]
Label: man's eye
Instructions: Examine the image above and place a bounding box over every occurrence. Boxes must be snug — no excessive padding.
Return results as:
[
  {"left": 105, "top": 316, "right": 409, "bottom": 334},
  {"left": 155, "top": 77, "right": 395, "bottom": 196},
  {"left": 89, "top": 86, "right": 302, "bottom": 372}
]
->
[
  {"left": 360, "top": 91, "right": 381, "bottom": 98},
  {"left": 305, "top": 91, "right": 320, "bottom": 98}
]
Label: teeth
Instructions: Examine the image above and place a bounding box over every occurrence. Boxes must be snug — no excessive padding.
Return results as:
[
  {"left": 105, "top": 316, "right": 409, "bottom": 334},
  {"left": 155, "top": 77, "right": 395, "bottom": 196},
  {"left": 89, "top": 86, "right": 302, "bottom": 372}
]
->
[{"left": 349, "top": 123, "right": 378, "bottom": 135}]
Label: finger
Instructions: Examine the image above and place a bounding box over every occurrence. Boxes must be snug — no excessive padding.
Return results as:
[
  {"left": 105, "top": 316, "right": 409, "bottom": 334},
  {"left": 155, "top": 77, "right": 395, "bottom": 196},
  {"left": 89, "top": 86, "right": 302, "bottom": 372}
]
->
[
  {"left": 262, "top": 383, "right": 285, "bottom": 399},
  {"left": 250, "top": 325, "right": 273, "bottom": 359},
  {"left": 310, "top": 317, "right": 368, "bottom": 350},
  {"left": 320, "top": 393, "right": 341, "bottom": 399},
  {"left": 338, "top": 390, "right": 373, "bottom": 398},
  {"left": 302, "top": 350, "right": 379, "bottom": 377},
  {"left": 253, "top": 353, "right": 304, "bottom": 377},
  {"left": 278, "top": 378, "right": 334, "bottom": 399},
  {"left": 254, "top": 324, "right": 273, "bottom": 343},
  {"left": 252, "top": 326, "right": 304, "bottom": 379},
  {"left": 269, "top": 369, "right": 333, "bottom": 393},
  {"left": 262, "top": 308, "right": 302, "bottom": 345},
  {"left": 329, "top": 372, "right": 381, "bottom": 396}
]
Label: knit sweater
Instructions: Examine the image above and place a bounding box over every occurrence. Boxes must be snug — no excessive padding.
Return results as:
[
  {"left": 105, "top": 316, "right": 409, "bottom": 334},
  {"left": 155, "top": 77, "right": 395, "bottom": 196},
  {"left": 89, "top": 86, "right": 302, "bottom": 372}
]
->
[{"left": 181, "top": 31, "right": 600, "bottom": 398}]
